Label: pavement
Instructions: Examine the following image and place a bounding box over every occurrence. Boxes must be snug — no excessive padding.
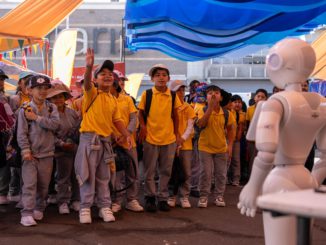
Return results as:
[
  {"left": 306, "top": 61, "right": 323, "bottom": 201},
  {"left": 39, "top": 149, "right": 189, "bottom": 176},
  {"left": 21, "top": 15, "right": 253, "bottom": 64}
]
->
[{"left": 0, "top": 186, "right": 325, "bottom": 245}]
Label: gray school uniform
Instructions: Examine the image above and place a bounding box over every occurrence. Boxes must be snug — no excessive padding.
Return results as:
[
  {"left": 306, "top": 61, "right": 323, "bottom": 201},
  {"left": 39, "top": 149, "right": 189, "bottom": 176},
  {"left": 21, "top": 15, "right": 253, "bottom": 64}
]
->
[
  {"left": 54, "top": 106, "right": 81, "bottom": 205},
  {"left": 17, "top": 100, "right": 60, "bottom": 217}
]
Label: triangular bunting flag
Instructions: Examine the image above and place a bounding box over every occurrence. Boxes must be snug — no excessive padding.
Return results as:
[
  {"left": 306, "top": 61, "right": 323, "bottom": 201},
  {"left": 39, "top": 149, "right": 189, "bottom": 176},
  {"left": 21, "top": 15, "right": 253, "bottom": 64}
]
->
[
  {"left": 6, "top": 39, "right": 13, "bottom": 49},
  {"left": 3, "top": 52, "right": 7, "bottom": 59},
  {"left": 13, "top": 50, "right": 17, "bottom": 58},
  {"left": 0, "top": 54, "right": 2, "bottom": 60},
  {"left": 33, "top": 44, "right": 38, "bottom": 54},
  {"left": 18, "top": 39, "right": 24, "bottom": 50},
  {"left": 22, "top": 50, "right": 27, "bottom": 69},
  {"left": 28, "top": 46, "right": 32, "bottom": 55},
  {"left": 38, "top": 40, "right": 44, "bottom": 50},
  {"left": 9, "top": 51, "right": 13, "bottom": 60}
]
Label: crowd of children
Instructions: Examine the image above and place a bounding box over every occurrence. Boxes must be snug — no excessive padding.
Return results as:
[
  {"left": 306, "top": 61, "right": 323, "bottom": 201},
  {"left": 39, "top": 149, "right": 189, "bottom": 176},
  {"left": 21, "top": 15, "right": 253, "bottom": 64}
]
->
[{"left": 0, "top": 49, "right": 273, "bottom": 226}]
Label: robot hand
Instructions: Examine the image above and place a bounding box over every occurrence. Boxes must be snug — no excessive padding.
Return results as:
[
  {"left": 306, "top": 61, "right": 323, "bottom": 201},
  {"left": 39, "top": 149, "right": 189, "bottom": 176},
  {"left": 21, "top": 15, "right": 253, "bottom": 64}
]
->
[{"left": 237, "top": 183, "right": 260, "bottom": 217}]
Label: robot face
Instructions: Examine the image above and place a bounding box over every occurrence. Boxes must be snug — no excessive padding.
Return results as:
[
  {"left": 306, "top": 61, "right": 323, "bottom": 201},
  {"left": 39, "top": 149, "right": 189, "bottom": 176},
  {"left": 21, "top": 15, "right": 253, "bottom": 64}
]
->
[{"left": 266, "top": 38, "right": 316, "bottom": 90}]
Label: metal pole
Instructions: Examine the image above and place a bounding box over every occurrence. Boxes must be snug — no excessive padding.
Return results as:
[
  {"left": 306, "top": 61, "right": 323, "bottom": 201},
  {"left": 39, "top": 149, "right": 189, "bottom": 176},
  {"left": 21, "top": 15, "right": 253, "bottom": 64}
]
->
[{"left": 297, "top": 217, "right": 311, "bottom": 245}]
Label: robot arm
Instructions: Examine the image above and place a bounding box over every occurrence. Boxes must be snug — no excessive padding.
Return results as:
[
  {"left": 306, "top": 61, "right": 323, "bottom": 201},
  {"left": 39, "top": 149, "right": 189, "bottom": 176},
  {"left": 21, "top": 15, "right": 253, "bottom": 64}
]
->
[
  {"left": 238, "top": 98, "right": 283, "bottom": 217},
  {"left": 312, "top": 125, "right": 326, "bottom": 185}
]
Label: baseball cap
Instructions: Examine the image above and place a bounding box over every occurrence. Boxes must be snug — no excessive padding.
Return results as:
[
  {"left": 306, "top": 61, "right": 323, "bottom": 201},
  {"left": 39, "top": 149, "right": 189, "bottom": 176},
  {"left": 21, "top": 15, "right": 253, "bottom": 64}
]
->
[
  {"left": 113, "top": 70, "right": 128, "bottom": 81},
  {"left": 28, "top": 75, "right": 51, "bottom": 89},
  {"left": 0, "top": 69, "right": 9, "bottom": 79},
  {"left": 46, "top": 79, "right": 72, "bottom": 99},
  {"left": 169, "top": 80, "right": 186, "bottom": 92},
  {"left": 19, "top": 71, "right": 34, "bottom": 80},
  {"left": 94, "top": 60, "right": 114, "bottom": 78},
  {"left": 148, "top": 64, "right": 170, "bottom": 77}
]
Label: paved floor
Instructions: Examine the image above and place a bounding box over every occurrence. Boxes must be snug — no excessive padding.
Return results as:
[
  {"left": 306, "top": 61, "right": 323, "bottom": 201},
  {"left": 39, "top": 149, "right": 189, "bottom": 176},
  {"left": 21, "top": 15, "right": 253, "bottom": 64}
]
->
[{"left": 0, "top": 186, "right": 325, "bottom": 245}]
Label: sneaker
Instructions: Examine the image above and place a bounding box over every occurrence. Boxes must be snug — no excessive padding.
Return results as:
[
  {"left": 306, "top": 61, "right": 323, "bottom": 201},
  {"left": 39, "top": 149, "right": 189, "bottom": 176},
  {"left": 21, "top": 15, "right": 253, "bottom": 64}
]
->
[
  {"left": 33, "top": 210, "right": 44, "bottom": 221},
  {"left": 197, "top": 197, "right": 208, "bottom": 208},
  {"left": 20, "top": 216, "right": 37, "bottom": 227},
  {"left": 59, "top": 203, "right": 70, "bottom": 214},
  {"left": 0, "top": 195, "right": 9, "bottom": 205},
  {"left": 111, "top": 203, "right": 122, "bottom": 213},
  {"left": 190, "top": 189, "right": 200, "bottom": 198},
  {"left": 158, "top": 201, "right": 170, "bottom": 212},
  {"left": 79, "top": 208, "right": 92, "bottom": 224},
  {"left": 70, "top": 201, "right": 80, "bottom": 212},
  {"left": 180, "top": 198, "right": 191, "bottom": 208},
  {"left": 99, "top": 207, "right": 115, "bottom": 222},
  {"left": 145, "top": 196, "right": 157, "bottom": 212},
  {"left": 215, "top": 196, "right": 226, "bottom": 207},
  {"left": 167, "top": 196, "right": 176, "bottom": 208},
  {"left": 125, "top": 200, "right": 144, "bottom": 212},
  {"left": 7, "top": 194, "right": 20, "bottom": 203},
  {"left": 47, "top": 194, "right": 57, "bottom": 205}
]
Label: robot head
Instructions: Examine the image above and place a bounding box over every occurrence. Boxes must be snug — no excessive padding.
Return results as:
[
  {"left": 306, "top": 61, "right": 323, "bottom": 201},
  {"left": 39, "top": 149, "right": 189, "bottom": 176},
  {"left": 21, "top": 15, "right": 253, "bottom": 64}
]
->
[{"left": 266, "top": 38, "right": 316, "bottom": 89}]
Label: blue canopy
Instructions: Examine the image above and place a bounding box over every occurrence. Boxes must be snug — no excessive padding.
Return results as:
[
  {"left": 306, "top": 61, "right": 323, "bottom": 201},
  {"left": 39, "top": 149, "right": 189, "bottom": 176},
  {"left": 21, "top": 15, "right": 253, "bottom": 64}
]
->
[{"left": 124, "top": 0, "right": 326, "bottom": 61}]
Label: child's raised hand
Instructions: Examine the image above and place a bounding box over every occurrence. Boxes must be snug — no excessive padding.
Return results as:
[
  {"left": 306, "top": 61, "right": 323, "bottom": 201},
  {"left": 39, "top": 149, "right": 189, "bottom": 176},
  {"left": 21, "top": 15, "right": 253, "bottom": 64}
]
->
[
  {"left": 208, "top": 94, "right": 218, "bottom": 109},
  {"left": 86, "top": 48, "right": 94, "bottom": 68},
  {"left": 25, "top": 110, "right": 38, "bottom": 121}
]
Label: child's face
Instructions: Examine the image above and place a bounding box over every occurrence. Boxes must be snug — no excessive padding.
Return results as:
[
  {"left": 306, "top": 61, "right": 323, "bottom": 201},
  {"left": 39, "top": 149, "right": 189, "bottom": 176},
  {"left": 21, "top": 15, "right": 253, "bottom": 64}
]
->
[
  {"left": 29, "top": 85, "right": 49, "bottom": 102},
  {"left": 232, "top": 99, "right": 242, "bottom": 111},
  {"left": 176, "top": 86, "right": 185, "bottom": 101},
  {"left": 118, "top": 79, "right": 125, "bottom": 90},
  {"left": 50, "top": 93, "right": 65, "bottom": 108},
  {"left": 95, "top": 68, "right": 114, "bottom": 90},
  {"left": 19, "top": 79, "right": 29, "bottom": 95},
  {"left": 152, "top": 69, "right": 169, "bottom": 88},
  {"left": 254, "top": 92, "right": 267, "bottom": 103},
  {"left": 206, "top": 90, "right": 221, "bottom": 103},
  {"left": 301, "top": 82, "right": 309, "bottom": 92}
]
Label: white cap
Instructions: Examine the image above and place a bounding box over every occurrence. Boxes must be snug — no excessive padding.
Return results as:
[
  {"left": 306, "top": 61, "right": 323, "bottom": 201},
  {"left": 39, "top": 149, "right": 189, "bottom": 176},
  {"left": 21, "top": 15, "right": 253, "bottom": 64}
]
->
[
  {"left": 169, "top": 80, "right": 186, "bottom": 92},
  {"left": 148, "top": 64, "right": 170, "bottom": 77}
]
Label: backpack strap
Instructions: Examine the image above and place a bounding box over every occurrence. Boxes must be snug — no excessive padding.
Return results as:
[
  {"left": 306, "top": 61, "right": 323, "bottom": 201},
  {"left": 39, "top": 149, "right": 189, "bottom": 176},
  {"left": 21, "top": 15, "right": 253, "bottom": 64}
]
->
[
  {"left": 85, "top": 89, "right": 99, "bottom": 113},
  {"left": 144, "top": 89, "right": 153, "bottom": 124},
  {"left": 222, "top": 108, "right": 229, "bottom": 129}
]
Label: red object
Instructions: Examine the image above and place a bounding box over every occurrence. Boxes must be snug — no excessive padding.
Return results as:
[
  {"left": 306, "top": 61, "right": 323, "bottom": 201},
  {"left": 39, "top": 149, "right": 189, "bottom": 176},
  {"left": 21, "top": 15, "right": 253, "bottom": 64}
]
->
[{"left": 21, "top": 50, "right": 27, "bottom": 68}]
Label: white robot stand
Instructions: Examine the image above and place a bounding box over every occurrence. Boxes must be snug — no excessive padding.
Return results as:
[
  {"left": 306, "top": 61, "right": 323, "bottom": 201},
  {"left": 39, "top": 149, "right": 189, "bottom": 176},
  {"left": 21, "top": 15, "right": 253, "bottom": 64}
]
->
[{"left": 237, "top": 38, "right": 326, "bottom": 245}]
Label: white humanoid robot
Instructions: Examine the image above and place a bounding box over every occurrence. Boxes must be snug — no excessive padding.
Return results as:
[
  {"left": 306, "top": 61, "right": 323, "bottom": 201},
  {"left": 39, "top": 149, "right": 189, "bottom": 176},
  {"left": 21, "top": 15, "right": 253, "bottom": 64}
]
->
[{"left": 238, "top": 38, "right": 326, "bottom": 245}]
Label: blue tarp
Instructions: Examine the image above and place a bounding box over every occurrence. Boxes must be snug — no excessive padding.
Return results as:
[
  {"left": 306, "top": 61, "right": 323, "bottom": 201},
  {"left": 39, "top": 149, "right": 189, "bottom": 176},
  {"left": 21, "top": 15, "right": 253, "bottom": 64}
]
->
[{"left": 124, "top": 0, "right": 326, "bottom": 61}]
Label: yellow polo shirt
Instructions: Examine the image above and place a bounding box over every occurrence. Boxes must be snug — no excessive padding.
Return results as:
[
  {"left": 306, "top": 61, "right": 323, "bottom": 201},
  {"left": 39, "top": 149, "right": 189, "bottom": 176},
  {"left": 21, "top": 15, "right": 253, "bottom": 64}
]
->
[
  {"left": 112, "top": 94, "right": 137, "bottom": 149},
  {"left": 138, "top": 87, "right": 182, "bottom": 145},
  {"left": 194, "top": 102, "right": 205, "bottom": 115},
  {"left": 80, "top": 85, "right": 121, "bottom": 137},
  {"left": 20, "top": 92, "right": 30, "bottom": 106},
  {"left": 231, "top": 110, "right": 246, "bottom": 132},
  {"left": 246, "top": 105, "right": 256, "bottom": 123},
  {"left": 198, "top": 107, "right": 235, "bottom": 154},
  {"left": 177, "top": 102, "right": 195, "bottom": 150}
]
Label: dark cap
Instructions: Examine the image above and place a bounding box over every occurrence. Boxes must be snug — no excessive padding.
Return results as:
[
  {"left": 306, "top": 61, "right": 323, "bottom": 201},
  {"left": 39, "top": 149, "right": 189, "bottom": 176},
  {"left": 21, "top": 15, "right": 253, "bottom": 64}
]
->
[
  {"left": 28, "top": 75, "right": 51, "bottom": 89},
  {"left": 0, "top": 69, "right": 9, "bottom": 79},
  {"left": 94, "top": 60, "right": 114, "bottom": 78}
]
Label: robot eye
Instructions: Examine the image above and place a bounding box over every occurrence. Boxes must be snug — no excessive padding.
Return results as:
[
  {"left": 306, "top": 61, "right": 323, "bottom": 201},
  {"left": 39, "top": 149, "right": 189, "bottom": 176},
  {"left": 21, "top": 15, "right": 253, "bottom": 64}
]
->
[{"left": 267, "top": 53, "right": 283, "bottom": 71}]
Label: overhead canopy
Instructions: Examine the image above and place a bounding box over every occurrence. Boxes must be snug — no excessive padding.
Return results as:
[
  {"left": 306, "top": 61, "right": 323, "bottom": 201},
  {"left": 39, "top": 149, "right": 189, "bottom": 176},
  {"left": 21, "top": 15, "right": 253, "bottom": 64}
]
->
[
  {"left": 312, "top": 31, "right": 326, "bottom": 80},
  {"left": 0, "top": 0, "right": 83, "bottom": 52},
  {"left": 125, "top": 0, "right": 326, "bottom": 61}
]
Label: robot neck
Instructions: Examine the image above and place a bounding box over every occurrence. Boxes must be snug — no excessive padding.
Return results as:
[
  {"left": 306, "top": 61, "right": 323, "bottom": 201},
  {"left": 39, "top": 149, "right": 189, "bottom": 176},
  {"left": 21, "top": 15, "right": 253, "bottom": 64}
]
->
[{"left": 284, "top": 83, "right": 302, "bottom": 92}]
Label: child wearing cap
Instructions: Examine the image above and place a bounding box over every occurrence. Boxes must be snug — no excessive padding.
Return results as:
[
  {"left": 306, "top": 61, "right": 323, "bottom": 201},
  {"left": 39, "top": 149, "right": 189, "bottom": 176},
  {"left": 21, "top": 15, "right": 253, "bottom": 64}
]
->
[
  {"left": 47, "top": 79, "right": 81, "bottom": 214},
  {"left": 138, "top": 64, "right": 182, "bottom": 212},
  {"left": 17, "top": 75, "right": 60, "bottom": 226},
  {"left": 167, "top": 80, "right": 195, "bottom": 208},
  {"left": 110, "top": 74, "right": 143, "bottom": 213},
  {"left": 196, "top": 85, "right": 235, "bottom": 208},
  {"left": 75, "top": 49, "right": 132, "bottom": 224},
  {"left": 228, "top": 95, "right": 246, "bottom": 186}
]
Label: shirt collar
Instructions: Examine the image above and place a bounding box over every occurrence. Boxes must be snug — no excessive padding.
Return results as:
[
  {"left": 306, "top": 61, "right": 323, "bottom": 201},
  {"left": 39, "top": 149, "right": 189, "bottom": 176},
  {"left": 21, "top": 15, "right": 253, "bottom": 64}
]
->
[{"left": 152, "top": 86, "right": 171, "bottom": 96}]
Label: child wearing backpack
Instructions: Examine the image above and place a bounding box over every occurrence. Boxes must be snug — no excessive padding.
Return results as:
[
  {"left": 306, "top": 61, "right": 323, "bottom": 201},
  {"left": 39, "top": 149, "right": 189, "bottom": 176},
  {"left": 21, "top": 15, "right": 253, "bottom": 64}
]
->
[
  {"left": 196, "top": 85, "right": 235, "bottom": 208},
  {"left": 138, "top": 64, "right": 182, "bottom": 212},
  {"left": 17, "top": 75, "right": 60, "bottom": 226}
]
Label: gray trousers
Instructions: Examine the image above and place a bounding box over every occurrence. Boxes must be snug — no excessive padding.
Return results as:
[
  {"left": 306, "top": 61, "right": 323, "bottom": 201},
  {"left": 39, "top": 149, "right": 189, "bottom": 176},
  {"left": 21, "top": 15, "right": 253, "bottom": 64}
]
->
[
  {"left": 113, "top": 147, "right": 140, "bottom": 204},
  {"left": 21, "top": 157, "right": 53, "bottom": 217},
  {"left": 76, "top": 134, "right": 111, "bottom": 209},
  {"left": 190, "top": 138, "right": 200, "bottom": 191},
  {"left": 143, "top": 141, "right": 176, "bottom": 201},
  {"left": 199, "top": 151, "right": 228, "bottom": 198},
  {"left": 55, "top": 154, "right": 80, "bottom": 205},
  {"left": 176, "top": 150, "right": 192, "bottom": 198},
  {"left": 229, "top": 141, "right": 241, "bottom": 184}
]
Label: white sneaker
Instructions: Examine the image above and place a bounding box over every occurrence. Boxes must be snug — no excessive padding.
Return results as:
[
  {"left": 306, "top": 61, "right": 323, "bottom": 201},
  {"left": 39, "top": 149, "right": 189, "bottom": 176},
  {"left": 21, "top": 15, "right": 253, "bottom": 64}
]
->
[
  {"left": 33, "top": 210, "right": 44, "bottom": 221},
  {"left": 111, "top": 203, "right": 122, "bottom": 213},
  {"left": 180, "top": 198, "right": 191, "bottom": 208},
  {"left": 197, "top": 197, "right": 208, "bottom": 208},
  {"left": 0, "top": 195, "right": 9, "bottom": 205},
  {"left": 20, "top": 216, "right": 37, "bottom": 226},
  {"left": 79, "top": 208, "right": 92, "bottom": 224},
  {"left": 215, "top": 196, "right": 226, "bottom": 207},
  {"left": 70, "top": 201, "right": 80, "bottom": 212},
  {"left": 99, "top": 207, "right": 115, "bottom": 222},
  {"left": 125, "top": 200, "right": 144, "bottom": 212},
  {"left": 7, "top": 195, "right": 20, "bottom": 203},
  {"left": 167, "top": 196, "right": 176, "bottom": 208},
  {"left": 59, "top": 203, "right": 70, "bottom": 214},
  {"left": 47, "top": 195, "right": 57, "bottom": 205}
]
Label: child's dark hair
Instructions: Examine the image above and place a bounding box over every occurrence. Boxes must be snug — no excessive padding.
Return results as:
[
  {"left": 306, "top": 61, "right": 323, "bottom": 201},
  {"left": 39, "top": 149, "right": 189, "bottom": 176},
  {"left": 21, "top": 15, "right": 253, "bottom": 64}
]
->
[
  {"left": 151, "top": 68, "right": 169, "bottom": 78},
  {"left": 231, "top": 94, "right": 242, "bottom": 102},
  {"left": 255, "top": 88, "right": 268, "bottom": 98}
]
